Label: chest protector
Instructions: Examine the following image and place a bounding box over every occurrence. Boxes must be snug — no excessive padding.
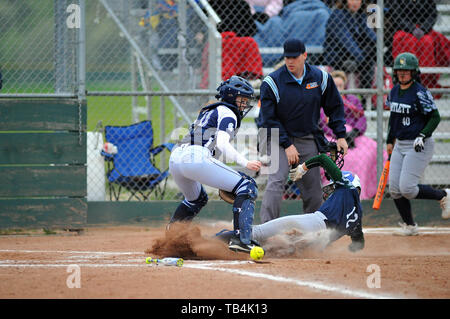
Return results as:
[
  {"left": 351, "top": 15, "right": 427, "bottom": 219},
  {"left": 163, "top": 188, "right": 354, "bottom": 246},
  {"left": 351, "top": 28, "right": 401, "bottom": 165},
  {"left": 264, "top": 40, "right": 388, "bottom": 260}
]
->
[{"left": 177, "top": 102, "right": 242, "bottom": 154}]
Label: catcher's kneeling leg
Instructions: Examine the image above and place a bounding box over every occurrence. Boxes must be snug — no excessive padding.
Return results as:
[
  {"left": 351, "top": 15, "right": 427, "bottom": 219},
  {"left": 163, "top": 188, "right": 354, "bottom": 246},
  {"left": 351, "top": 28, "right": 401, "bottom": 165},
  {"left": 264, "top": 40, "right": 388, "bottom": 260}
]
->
[
  {"left": 168, "top": 186, "right": 208, "bottom": 225},
  {"left": 232, "top": 174, "right": 258, "bottom": 245}
]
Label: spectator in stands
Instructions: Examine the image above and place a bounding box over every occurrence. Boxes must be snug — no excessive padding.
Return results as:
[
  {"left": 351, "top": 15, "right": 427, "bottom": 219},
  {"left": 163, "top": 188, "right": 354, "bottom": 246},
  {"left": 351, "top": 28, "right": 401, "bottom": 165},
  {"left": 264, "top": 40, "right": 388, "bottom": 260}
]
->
[
  {"left": 319, "top": 70, "right": 386, "bottom": 199},
  {"left": 385, "top": 0, "right": 450, "bottom": 89},
  {"left": 208, "top": 0, "right": 258, "bottom": 37},
  {"left": 139, "top": 1, "right": 206, "bottom": 71},
  {"left": 320, "top": 0, "right": 337, "bottom": 8},
  {"left": 245, "top": 0, "right": 284, "bottom": 25},
  {"left": 323, "top": 0, "right": 376, "bottom": 88},
  {"left": 199, "top": 31, "right": 264, "bottom": 88},
  {"left": 199, "top": 1, "right": 265, "bottom": 89},
  {"left": 254, "top": 0, "right": 331, "bottom": 67}
]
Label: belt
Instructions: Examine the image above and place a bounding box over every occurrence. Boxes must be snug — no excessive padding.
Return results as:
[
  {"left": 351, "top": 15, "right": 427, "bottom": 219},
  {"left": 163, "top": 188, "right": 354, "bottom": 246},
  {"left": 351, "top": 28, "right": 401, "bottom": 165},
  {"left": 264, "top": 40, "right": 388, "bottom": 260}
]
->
[{"left": 291, "top": 134, "right": 314, "bottom": 141}]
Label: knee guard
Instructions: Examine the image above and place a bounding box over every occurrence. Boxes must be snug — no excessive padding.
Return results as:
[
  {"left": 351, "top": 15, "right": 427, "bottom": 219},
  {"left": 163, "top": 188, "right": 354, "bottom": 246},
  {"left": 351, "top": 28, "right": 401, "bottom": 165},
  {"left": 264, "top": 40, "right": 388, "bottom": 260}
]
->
[
  {"left": 169, "top": 187, "right": 208, "bottom": 224},
  {"left": 232, "top": 173, "right": 258, "bottom": 244}
]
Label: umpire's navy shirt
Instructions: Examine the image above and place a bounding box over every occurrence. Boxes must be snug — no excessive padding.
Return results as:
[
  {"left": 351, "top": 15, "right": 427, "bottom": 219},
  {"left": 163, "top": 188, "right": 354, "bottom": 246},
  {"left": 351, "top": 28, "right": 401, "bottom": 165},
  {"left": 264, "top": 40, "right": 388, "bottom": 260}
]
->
[{"left": 259, "top": 63, "right": 346, "bottom": 149}]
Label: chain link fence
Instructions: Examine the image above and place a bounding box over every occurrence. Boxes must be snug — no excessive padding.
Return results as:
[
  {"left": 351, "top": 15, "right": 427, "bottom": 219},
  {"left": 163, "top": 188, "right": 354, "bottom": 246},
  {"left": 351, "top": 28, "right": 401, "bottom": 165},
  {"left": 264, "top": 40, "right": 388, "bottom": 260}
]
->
[
  {"left": 0, "top": 0, "right": 80, "bottom": 94},
  {"left": 1, "top": 0, "right": 449, "bottom": 203}
]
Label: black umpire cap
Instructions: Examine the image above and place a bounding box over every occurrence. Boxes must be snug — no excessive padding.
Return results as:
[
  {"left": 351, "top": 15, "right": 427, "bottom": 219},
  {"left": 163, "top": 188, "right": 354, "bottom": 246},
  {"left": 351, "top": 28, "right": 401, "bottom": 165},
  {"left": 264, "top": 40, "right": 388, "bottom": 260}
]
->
[{"left": 283, "top": 38, "right": 306, "bottom": 58}]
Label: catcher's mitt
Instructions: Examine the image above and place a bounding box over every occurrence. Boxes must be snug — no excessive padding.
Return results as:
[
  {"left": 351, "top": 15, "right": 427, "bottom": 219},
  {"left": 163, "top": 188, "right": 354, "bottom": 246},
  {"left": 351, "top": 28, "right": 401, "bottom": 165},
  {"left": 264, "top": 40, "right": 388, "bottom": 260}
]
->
[{"left": 218, "top": 189, "right": 235, "bottom": 204}]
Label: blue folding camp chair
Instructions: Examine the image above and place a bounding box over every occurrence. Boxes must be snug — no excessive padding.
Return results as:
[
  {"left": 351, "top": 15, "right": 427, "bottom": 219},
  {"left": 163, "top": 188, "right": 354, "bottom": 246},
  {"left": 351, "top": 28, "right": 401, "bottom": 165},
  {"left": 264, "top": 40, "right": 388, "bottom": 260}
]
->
[{"left": 101, "top": 121, "right": 174, "bottom": 201}]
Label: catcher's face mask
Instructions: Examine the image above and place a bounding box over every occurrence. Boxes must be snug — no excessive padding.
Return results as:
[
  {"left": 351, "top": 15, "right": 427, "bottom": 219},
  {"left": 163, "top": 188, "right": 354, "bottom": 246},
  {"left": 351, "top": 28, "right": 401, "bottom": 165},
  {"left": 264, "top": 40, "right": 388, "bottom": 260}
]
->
[
  {"left": 329, "top": 147, "right": 344, "bottom": 169},
  {"left": 236, "top": 95, "right": 256, "bottom": 119},
  {"left": 324, "top": 147, "right": 344, "bottom": 181}
]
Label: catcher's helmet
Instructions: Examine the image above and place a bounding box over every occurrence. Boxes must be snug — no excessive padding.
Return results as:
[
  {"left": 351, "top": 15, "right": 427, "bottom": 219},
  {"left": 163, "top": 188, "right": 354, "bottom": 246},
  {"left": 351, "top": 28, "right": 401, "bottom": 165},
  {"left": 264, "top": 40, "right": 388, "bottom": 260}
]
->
[
  {"left": 393, "top": 52, "right": 421, "bottom": 83},
  {"left": 216, "top": 75, "right": 255, "bottom": 119}
]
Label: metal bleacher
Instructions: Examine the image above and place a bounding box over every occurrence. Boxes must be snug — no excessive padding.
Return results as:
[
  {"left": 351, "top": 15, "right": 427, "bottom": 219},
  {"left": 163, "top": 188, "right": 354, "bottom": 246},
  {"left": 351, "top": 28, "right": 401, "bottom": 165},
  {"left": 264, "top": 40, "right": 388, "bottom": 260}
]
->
[
  {"left": 254, "top": 3, "right": 450, "bottom": 187},
  {"left": 435, "top": 4, "right": 450, "bottom": 36},
  {"left": 226, "top": 3, "right": 450, "bottom": 191}
]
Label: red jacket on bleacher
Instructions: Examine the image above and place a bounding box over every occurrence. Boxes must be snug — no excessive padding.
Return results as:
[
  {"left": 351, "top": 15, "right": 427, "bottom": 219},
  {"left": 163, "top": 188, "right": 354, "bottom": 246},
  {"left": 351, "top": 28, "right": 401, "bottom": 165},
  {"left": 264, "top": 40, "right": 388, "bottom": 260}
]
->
[
  {"left": 200, "top": 31, "right": 263, "bottom": 89},
  {"left": 393, "top": 29, "right": 450, "bottom": 89}
]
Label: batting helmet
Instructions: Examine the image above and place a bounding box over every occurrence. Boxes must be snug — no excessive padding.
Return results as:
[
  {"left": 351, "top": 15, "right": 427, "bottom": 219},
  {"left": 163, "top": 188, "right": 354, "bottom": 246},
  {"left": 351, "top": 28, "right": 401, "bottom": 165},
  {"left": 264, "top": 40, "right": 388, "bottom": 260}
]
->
[
  {"left": 393, "top": 52, "right": 421, "bottom": 83},
  {"left": 216, "top": 76, "right": 255, "bottom": 119},
  {"left": 323, "top": 170, "right": 361, "bottom": 200},
  {"left": 393, "top": 52, "right": 419, "bottom": 72},
  {"left": 341, "top": 171, "right": 361, "bottom": 189}
]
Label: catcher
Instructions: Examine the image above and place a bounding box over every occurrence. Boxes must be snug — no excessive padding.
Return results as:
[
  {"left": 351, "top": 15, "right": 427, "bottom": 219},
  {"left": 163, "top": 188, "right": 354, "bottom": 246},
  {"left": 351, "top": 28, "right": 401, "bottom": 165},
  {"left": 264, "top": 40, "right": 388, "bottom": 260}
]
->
[
  {"left": 217, "top": 152, "right": 365, "bottom": 253},
  {"left": 167, "top": 75, "right": 262, "bottom": 253}
]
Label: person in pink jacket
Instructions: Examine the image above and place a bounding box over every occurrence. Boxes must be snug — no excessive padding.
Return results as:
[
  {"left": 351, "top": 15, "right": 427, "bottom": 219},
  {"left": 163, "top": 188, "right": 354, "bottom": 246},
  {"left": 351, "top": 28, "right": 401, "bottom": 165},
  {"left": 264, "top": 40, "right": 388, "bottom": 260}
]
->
[
  {"left": 245, "top": 0, "right": 283, "bottom": 24},
  {"left": 320, "top": 70, "right": 387, "bottom": 199}
]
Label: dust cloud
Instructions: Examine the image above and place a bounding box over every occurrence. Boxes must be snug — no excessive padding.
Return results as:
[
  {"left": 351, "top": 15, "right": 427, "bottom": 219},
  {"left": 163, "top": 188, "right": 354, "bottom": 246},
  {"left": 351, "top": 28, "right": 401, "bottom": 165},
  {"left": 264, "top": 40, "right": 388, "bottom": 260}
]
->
[{"left": 145, "top": 222, "right": 247, "bottom": 260}]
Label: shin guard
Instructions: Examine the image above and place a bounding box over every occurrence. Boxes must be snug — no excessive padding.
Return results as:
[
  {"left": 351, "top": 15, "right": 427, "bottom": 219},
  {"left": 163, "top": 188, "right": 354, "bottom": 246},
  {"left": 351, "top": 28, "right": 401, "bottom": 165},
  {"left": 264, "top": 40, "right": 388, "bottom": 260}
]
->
[
  {"left": 233, "top": 195, "right": 256, "bottom": 244},
  {"left": 169, "top": 187, "right": 208, "bottom": 224},
  {"left": 232, "top": 173, "right": 258, "bottom": 244}
]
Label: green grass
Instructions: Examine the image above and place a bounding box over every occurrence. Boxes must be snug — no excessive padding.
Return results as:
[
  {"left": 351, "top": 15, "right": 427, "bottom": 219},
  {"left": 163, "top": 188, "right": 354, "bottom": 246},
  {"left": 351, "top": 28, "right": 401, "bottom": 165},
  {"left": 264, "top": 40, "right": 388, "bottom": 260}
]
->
[
  {"left": 0, "top": 228, "right": 55, "bottom": 236},
  {"left": 4, "top": 80, "right": 188, "bottom": 147},
  {"left": 0, "top": 228, "right": 29, "bottom": 235},
  {"left": 42, "top": 228, "right": 57, "bottom": 235},
  {"left": 87, "top": 94, "right": 187, "bottom": 147},
  {"left": 87, "top": 90, "right": 191, "bottom": 186}
]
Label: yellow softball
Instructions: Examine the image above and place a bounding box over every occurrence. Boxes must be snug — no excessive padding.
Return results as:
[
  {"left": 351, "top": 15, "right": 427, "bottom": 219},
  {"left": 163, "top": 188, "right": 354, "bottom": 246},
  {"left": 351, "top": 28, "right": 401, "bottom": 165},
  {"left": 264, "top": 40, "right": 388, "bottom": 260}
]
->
[
  {"left": 145, "top": 257, "right": 153, "bottom": 264},
  {"left": 250, "top": 246, "right": 264, "bottom": 261}
]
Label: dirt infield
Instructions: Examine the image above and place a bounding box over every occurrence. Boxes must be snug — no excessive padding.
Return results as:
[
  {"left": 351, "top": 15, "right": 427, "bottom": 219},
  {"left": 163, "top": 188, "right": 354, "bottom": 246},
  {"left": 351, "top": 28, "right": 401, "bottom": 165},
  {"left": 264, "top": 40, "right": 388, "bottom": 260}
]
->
[{"left": 0, "top": 222, "right": 449, "bottom": 299}]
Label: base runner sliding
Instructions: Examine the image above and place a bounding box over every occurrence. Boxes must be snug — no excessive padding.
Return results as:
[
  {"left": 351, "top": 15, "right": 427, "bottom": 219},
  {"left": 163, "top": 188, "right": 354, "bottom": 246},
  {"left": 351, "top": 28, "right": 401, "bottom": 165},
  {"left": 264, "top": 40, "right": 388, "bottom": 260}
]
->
[{"left": 217, "top": 153, "right": 366, "bottom": 253}]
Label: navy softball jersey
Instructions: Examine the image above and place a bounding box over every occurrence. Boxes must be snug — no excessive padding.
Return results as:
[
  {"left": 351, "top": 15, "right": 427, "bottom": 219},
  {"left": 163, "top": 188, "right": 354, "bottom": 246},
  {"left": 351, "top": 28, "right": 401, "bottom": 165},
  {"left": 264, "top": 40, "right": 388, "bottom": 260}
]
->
[
  {"left": 386, "top": 82, "right": 437, "bottom": 141},
  {"left": 319, "top": 178, "right": 363, "bottom": 238},
  {"left": 181, "top": 102, "right": 240, "bottom": 153}
]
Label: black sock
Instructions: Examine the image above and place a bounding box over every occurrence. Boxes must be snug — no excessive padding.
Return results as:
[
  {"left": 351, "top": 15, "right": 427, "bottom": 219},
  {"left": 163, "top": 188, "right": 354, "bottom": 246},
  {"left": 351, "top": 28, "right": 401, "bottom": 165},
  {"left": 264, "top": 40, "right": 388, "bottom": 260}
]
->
[
  {"left": 393, "top": 197, "right": 415, "bottom": 225},
  {"left": 416, "top": 184, "right": 446, "bottom": 200}
]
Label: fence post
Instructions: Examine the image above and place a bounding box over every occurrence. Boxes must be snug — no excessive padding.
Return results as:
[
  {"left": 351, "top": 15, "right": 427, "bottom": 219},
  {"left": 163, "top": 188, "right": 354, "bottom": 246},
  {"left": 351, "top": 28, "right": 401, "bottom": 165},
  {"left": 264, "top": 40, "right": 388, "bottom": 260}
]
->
[
  {"left": 78, "top": 0, "right": 86, "bottom": 103},
  {"left": 178, "top": 0, "right": 188, "bottom": 91},
  {"left": 376, "top": 0, "right": 385, "bottom": 183},
  {"left": 160, "top": 96, "right": 166, "bottom": 171}
]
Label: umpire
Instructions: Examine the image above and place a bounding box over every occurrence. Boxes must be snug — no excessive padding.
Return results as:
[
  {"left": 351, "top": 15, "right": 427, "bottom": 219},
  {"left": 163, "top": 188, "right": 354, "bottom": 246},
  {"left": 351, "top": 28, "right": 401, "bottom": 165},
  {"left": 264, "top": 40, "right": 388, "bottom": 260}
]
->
[{"left": 258, "top": 38, "right": 348, "bottom": 223}]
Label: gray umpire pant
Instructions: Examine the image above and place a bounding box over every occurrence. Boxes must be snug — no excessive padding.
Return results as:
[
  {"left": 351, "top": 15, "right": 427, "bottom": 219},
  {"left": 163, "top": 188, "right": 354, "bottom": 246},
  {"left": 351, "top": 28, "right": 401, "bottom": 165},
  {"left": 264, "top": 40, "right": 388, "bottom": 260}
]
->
[{"left": 259, "top": 135, "right": 323, "bottom": 224}]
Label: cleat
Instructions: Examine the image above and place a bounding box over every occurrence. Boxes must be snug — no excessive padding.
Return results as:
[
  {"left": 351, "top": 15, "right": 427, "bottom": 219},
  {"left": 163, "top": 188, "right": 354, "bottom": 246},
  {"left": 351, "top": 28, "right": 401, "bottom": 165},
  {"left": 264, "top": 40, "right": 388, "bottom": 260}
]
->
[
  {"left": 228, "top": 235, "right": 258, "bottom": 253},
  {"left": 393, "top": 222, "right": 419, "bottom": 236},
  {"left": 215, "top": 229, "right": 235, "bottom": 243},
  {"left": 440, "top": 189, "right": 450, "bottom": 219}
]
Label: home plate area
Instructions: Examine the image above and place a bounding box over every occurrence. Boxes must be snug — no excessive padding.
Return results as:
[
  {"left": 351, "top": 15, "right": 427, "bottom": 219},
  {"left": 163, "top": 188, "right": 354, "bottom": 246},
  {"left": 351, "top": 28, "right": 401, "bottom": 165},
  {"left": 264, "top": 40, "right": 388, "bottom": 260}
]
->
[{"left": 0, "top": 225, "right": 449, "bottom": 299}]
